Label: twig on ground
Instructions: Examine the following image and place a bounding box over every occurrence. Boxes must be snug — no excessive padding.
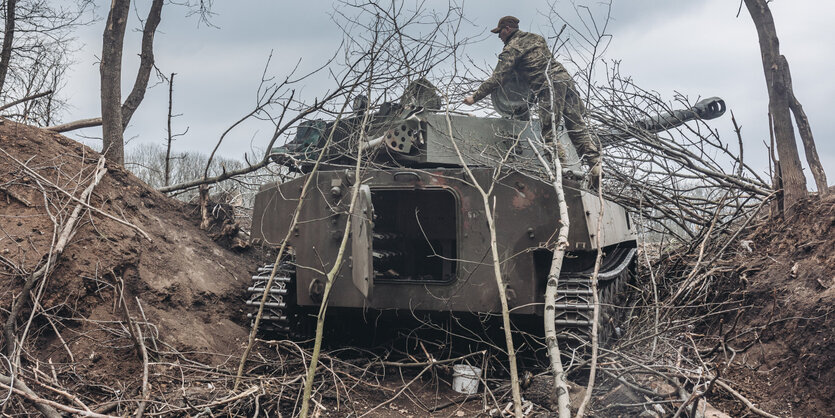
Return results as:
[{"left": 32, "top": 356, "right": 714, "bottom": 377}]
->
[
  {"left": 134, "top": 297, "right": 150, "bottom": 418},
  {"left": 4, "top": 156, "right": 107, "bottom": 359},
  {"left": 714, "top": 379, "right": 780, "bottom": 418},
  {"left": 1, "top": 374, "right": 112, "bottom": 418},
  {"left": 359, "top": 364, "right": 433, "bottom": 417},
  {"left": 30, "top": 378, "right": 93, "bottom": 412}
]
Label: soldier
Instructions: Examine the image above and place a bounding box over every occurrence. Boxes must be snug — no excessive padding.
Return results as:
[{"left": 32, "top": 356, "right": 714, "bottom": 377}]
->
[{"left": 463, "top": 16, "right": 601, "bottom": 180}]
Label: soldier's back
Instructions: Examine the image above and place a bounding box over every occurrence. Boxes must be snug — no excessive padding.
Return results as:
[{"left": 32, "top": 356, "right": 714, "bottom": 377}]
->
[{"left": 506, "top": 31, "right": 567, "bottom": 90}]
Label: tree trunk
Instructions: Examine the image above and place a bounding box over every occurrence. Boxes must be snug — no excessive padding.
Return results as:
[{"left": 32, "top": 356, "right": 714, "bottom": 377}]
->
[
  {"left": 121, "top": 0, "right": 163, "bottom": 129},
  {"left": 165, "top": 73, "right": 175, "bottom": 186},
  {"left": 100, "top": 0, "right": 130, "bottom": 164},
  {"left": 543, "top": 164, "right": 572, "bottom": 417},
  {"left": 744, "top": 0, "right": 808, "bottom": 210},
  {"left": 778, "top": 55, "right": 828, "bottom": 196},
  {"left": 0, "top": 0, "right": 17, "bottom": 97}
]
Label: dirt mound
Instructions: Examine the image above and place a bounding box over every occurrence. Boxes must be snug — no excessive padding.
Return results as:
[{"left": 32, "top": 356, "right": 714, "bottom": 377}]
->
[
  {"left": 709, "top": 195, "right": 835, "bottom": 416},
  {"left": 0, "top": 121, "right": 254, "bottom": 385}
]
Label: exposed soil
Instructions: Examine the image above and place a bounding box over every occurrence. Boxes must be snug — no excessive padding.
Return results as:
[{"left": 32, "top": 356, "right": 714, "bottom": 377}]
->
[
  {"left": 700, "top": 194, "right": 835, "bottom": 417},
  {"left": 0, "top": 120, "right": 256, "bottom": 395}
]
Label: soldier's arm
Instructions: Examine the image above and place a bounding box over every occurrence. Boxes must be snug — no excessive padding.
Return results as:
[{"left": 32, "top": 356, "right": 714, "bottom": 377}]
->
[{"left": 472, "top": 47, "right": 521, "bottom": 102}]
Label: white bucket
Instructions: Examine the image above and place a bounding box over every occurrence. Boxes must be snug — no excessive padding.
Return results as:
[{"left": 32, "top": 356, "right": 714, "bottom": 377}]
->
[{"left": 452, "top": 364, "right": 482, "bottom": 394}]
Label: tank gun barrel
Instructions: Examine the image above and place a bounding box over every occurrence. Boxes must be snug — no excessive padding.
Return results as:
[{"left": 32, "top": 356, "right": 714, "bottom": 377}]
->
[{"left": 598, "top": 97, "right": 725, "bottom": 146}]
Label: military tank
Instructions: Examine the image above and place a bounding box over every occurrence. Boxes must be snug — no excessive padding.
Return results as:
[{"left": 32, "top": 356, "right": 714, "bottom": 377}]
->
[{"left": 247, "top": 79, "right": 726, "bottom": 341}]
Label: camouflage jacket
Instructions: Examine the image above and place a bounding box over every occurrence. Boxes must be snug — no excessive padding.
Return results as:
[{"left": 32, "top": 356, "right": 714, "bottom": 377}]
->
[{"left": 472, "top": 30, "right": 569, "bottom": 102}]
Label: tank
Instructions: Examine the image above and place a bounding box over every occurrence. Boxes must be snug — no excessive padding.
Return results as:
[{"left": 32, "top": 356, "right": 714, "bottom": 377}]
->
[{"left": 247, "top": 79, "right": 726, "bottom": 340}]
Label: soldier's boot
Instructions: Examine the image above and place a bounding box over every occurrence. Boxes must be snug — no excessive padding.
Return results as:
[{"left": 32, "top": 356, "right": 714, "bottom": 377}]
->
[
  {"left": 543, "top": 142, "right": 568, "bottom": 165},
  {"left": 588, "top": 158, "right": 602, "bottom": 190}
]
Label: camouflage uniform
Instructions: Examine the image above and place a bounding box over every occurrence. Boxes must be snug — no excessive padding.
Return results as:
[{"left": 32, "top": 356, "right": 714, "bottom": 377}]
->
[{"left": 473, "top": 30, "right": 600, "bottom": 166}]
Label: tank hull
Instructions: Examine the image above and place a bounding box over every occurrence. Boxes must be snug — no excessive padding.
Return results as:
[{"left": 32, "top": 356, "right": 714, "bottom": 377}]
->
[{"left": 251, "top": 167, "right": 636, "bottom": 316}]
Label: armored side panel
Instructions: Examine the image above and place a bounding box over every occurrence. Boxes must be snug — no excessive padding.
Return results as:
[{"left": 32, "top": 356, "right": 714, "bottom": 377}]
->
[
  {"left": 384, "top": 114, "right": 584, "bottom": 171},
  {"left": 277, "top": 111, "right": 585, "bottom": 172},
  {"left": 415, "top": 114, "right": 537, "bottom": 165}
]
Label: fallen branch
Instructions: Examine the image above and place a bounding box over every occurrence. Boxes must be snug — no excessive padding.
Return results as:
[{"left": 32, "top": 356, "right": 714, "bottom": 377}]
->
[
  {"left": 669, "top": 194, "right": 727, "bottom": 304},
  {"left": 636, "top": 193, "right": 661, "bottom": 358},
  {"left": 43, "top": 315, "right": 75, "bottom": 362},
  {"left": 30, "top": 378, "right": 92, "bottom": 413},
  {"left": 427, "top": 394, "right": 479, "bottom": 412},
  {"left": 45, "top": 117, "right": 102, "bottom": 133},
  {"left": 705, "top": 191, "right": 776, "bottom": 267},
  {"left": 133, "top": 298, "right": 150, "bottom": 418},
  {"left": 157, "top": 158, "right": 270, "bottom": 194},
  {"left": 0, "top": 185, "right": 32, "bottom": 206},
  {"left": 196, "top": 386, "right": 259, "bottom": 410},
  {"left": 715, "top": 379, "right": 780, "bottom": 418},
  {"left": 1, "top": 374, "right": 115, "bottom": 418},
  {"left": 359, "top": 363, "right": 434, "bottom": 417},
  {"left": 377, "top": 350, "right": 485, "bottom": 368}
]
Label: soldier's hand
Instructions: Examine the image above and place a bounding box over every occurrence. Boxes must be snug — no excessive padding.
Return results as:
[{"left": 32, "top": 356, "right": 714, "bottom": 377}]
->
[{"left": 463, "top": 96, "right": 475, "bottom": 105}]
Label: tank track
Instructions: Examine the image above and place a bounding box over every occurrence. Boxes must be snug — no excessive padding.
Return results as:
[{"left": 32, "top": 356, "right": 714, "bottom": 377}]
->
[
  {"left": 247, "top": 249, "right": 636, "bottom": 342},
  {"left": 246, "top": 261, "right": 296, "bottom": 334},
  {"left": 554, "top": 247, "right": 636, "bottom": 346}
]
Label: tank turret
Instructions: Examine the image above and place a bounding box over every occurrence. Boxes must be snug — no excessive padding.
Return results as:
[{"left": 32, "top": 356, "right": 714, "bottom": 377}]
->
[{"left": 271, "top": 86, "right": 725, "bottom": 175}]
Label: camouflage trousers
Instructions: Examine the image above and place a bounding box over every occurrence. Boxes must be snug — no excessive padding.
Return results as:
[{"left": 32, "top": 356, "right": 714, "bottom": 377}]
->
[{"left": 536, "top": 76, "right": 600, "bottom": 166}]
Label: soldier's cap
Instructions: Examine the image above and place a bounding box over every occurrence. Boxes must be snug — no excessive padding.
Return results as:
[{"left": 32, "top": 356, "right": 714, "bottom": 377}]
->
[{"left": 490, "top": 16, "right": 519, "bottom": 33}]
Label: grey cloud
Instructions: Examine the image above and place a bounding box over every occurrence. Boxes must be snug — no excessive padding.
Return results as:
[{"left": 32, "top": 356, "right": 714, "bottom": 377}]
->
[{"left": 56, "top": 0, "right": 833, "bottom": 187}]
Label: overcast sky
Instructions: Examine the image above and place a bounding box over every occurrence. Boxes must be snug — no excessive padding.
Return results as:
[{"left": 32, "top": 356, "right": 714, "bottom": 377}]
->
[{"left": 59, "top": 0, "right": 834, "bottom": 189}]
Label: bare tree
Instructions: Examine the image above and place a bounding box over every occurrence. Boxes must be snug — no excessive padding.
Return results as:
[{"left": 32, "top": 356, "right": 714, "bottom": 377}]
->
[
  {"left": 99, "top": 0, "right": 129, "bottom": 164},
  {"left": 165, "top": 73, "right": 175, "bottom": 186},
  {"left": 0, "top": 0, "right": 16, "bottom": 96},
  {"left": 164, "top": 72, "right": 187, "bottom": 186},
  {"left": 122, "top": 0, "right": 163, "bottom": 129},
  {"left": 100, "top": 0, "right": 164, "bottom": 165},
  {"left": 0, "top": 0, "right": 92, "bottom": 125},
  {"left": 780, "top": 55, "right": 828, "bottom": 196},
  {"left": 744, "top": 0, "right": 828, "bottom": 210}
]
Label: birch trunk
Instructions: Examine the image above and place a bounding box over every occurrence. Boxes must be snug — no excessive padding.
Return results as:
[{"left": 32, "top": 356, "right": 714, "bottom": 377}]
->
[{"left": 443, "top": 110, "right": 523, "bottom": 417}]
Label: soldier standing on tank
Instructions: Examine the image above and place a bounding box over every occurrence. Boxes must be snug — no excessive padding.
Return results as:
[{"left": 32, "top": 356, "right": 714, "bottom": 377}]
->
[{"left": 463, "top": 16, "right": 601, "bottom": 180}]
